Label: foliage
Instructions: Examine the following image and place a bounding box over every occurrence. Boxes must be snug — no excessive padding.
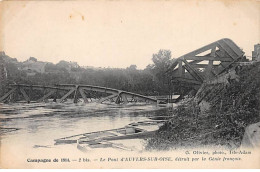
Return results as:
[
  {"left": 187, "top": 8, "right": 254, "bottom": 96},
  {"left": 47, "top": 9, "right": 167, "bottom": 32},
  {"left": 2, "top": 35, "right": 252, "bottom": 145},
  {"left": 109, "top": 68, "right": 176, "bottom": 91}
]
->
[
  {"left": 146, "top": 62, "right": 260, "bottom": 150},
  {"left": 2, "top": 50, "right": 176, "bottom": 97},
  {"left": 28, "top": 57, "right": 37, "bottom": 62},
  {"left": 146, "top": 49, "right": 175, "bottom": 95}
]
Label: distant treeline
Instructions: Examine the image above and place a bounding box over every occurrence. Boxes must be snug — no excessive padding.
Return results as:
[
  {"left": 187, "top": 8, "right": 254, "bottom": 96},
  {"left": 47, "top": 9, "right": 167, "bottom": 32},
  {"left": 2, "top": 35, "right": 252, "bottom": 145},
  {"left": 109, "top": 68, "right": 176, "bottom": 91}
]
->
[{"left": 1, "top": 50, "right": 193, "bottom": 97}]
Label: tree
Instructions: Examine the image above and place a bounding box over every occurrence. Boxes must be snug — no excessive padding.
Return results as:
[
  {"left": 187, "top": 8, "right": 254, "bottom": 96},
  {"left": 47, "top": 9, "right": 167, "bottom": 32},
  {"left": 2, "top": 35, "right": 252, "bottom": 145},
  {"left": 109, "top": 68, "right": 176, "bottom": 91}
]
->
[
  {"left": 146, "top": 49, "right": 174, "bottom": 95},
  {"left": 151, "top": 50, "right": 172, "bottom": 79},
  {"left": 29, "top": 57, "right": 37, "bottom": 62},
  {"left": 126, "top": 64, "right": 137, "bottom": 71}
]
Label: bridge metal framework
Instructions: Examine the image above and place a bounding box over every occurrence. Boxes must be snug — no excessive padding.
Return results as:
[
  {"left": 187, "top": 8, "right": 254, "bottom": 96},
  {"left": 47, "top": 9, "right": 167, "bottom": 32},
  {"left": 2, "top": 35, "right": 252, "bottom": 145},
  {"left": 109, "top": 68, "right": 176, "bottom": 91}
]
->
[
  {"left": 167, "top": 38, "right": 245, "bottom": 89},
  {"left": 0, "top": 84, "right": 158, "bottom": 104}
]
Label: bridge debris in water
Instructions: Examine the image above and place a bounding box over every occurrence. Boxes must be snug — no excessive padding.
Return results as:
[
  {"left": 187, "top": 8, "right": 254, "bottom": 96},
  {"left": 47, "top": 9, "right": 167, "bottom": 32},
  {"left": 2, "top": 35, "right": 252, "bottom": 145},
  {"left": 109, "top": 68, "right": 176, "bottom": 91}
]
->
[
  {"left": 0, "top": 84, "right": 162, "bottom": 105},
  {"left": 55, "top": 120, "right": 166, "bottom": 152}
]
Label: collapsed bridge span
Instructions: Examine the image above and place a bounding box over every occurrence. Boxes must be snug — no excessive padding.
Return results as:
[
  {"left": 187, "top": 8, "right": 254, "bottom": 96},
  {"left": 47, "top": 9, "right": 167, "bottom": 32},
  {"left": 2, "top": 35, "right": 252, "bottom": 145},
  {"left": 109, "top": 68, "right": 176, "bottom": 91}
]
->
[{"left": 0, "top": 84, "right": 159, "bottom": 104}]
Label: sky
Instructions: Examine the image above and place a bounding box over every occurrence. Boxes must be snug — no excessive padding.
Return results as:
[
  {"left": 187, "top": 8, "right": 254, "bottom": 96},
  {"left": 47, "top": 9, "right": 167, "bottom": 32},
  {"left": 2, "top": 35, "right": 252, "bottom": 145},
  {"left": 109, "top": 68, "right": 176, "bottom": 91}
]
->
[{"left": 0, "top": 0, "right": 259, "bottom": 69}]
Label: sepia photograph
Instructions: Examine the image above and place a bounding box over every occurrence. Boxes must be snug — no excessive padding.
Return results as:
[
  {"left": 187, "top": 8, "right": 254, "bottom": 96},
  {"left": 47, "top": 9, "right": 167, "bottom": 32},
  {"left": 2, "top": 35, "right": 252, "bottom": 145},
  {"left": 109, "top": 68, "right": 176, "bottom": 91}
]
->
[{"left": 0, "top": 0, "right": 259, "bottom": 169}]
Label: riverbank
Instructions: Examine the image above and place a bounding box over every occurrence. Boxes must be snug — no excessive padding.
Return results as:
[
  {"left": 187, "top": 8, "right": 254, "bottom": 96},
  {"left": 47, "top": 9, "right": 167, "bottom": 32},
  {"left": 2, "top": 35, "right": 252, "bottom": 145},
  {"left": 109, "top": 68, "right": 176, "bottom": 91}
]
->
[{"left": 146, "top": 62, "right": 260, "bottom": 150}]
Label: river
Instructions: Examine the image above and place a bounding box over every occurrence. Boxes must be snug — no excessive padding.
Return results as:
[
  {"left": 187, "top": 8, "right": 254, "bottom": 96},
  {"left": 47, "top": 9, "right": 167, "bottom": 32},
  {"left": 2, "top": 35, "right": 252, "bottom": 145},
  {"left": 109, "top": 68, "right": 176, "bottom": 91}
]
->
[{"left": 0, "top": 101, "right": 173, "bottom": 160}]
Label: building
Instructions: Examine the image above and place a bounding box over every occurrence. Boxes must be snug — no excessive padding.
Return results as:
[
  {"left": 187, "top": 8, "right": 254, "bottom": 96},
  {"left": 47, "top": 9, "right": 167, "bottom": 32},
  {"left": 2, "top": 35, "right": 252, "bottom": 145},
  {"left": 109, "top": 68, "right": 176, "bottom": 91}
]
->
[
  {"left": 252, "top": 44, "right": 260, "bottom": 61},
  {"left": 21, "top": 58, "right": 47, "bottom": 76},
  {"left": 56, "top": 60, "right": 80, "bottom": 72}
]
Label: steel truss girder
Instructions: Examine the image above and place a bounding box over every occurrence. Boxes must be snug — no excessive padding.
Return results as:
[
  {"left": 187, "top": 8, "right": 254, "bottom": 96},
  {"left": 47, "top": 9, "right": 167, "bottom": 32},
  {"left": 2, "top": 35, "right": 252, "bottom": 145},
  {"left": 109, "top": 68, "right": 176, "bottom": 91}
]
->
[
  {"left": 167, "top": 38, "right": 244, "bottom": 87},
  {"left": 0, "top": 84, "right": 158, "bottom": 104}
]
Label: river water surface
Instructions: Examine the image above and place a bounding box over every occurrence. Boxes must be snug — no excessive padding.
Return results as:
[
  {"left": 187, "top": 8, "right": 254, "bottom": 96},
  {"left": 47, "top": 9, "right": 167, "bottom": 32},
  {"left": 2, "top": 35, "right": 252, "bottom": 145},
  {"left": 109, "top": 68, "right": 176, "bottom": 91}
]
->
[{"left": 0, "top": 101, "right": 172, "bottom": 162}]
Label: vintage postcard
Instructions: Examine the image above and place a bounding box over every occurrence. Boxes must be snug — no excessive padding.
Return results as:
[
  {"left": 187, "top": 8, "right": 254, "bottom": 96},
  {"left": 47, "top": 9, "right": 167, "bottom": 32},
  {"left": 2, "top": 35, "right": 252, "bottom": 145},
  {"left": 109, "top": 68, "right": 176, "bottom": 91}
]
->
[{"left": 0, "top": 0, "right": 260, "bottom": 169}]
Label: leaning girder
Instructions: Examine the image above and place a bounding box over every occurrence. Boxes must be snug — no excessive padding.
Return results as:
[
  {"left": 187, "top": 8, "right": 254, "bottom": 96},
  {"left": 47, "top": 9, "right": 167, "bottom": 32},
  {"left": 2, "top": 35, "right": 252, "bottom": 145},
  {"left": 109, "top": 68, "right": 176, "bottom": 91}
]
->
[{"left": 167, "top": 38, "right": 245, "bottom": 87}]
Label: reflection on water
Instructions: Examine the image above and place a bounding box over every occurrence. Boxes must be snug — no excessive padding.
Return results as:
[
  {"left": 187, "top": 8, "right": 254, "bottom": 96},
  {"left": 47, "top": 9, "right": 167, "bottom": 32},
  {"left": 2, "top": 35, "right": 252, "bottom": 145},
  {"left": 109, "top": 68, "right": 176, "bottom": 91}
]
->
[{"left": 0, "top": 102, "right": 172, "bottom": 154}]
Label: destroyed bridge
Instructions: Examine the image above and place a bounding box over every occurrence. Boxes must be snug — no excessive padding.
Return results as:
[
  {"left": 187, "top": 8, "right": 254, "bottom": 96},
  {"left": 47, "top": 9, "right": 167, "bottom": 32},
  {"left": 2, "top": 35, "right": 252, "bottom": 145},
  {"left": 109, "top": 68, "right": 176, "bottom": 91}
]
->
[{"left": 0, "top": 38, "right": 245, "bottom": 104}]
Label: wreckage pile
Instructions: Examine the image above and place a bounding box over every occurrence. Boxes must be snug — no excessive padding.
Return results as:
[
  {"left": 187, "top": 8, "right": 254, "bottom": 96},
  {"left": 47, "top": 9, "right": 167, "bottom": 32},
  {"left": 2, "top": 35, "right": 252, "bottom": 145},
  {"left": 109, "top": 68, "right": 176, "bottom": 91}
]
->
[{"left": 146, "top": 62, "right": 260, "bottom": 150}]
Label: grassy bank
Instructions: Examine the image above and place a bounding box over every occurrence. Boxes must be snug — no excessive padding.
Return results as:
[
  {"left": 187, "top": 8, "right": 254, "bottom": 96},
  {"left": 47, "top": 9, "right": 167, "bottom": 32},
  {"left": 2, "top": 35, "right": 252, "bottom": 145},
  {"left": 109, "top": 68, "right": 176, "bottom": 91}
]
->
[{"left": 146, "top": 62, "right": 260, "bottom": 150}]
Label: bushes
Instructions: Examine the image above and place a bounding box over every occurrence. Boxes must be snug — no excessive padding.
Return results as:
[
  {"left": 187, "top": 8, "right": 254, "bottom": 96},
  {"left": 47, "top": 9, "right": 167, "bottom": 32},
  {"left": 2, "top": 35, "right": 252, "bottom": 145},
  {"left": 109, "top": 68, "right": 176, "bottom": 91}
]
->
[{"left": 146, "top": 62, "right": 260, "bottom": 150}]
